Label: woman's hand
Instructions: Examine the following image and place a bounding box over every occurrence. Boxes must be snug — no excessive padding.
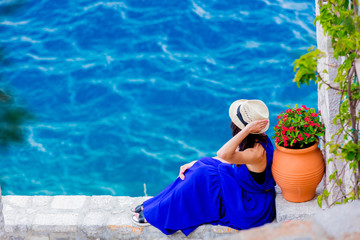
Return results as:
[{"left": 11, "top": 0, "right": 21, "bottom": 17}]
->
[
  {"left": 245, "top": 119, "right": 269, "bottom": 133},
  {"left": 179, "top": 161, "right": 196, "bottom": 180}
]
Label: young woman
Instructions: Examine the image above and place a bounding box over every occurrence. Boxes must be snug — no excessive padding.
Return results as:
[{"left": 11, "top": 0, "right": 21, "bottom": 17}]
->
[{"left": 131, "top": 99, "right": 276, "bottom": 236}]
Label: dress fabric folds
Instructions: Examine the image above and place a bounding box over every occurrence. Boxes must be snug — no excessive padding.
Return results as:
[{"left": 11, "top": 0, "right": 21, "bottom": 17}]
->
[{"left": 142, "top": 137, "right": 276, "bottom": 236}]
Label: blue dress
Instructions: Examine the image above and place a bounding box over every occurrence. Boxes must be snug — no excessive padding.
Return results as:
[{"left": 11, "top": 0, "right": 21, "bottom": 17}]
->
[{"left": 142, "top": 137, "right": 276, "bottom": 236}]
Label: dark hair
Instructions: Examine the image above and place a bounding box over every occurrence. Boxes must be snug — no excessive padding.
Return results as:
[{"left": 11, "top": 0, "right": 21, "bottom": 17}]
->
[{"left": 231, "top": 122, "right": 268, "bottom": 151}]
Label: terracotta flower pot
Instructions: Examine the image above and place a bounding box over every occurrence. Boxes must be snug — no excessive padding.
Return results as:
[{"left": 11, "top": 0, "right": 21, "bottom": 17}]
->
[{"left": 272, "top": 142, "right": 325, "bottom": 203}]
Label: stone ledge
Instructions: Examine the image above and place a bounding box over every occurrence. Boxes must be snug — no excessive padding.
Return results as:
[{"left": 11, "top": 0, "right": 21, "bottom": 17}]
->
[
  {"left": 2, "top": 195, "right": 241, "bottom": 240},
  {"left": 275, "top": 184, "right": 323, "bottom": 222},
  {"left": 3, "top": 194, "right": 359, "bottom": 240},
  {"left": 220, "top": 201, "right": 360, "bottom": 240}
]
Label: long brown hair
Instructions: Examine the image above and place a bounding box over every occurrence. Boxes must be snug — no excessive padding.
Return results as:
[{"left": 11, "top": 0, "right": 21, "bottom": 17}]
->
[{"left": 231, "top": 122, "right": 268, "bottom": 151}]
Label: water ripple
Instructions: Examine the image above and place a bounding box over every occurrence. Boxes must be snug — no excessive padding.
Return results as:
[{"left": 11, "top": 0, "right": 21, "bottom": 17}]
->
[{"left": 0, "top": 0, "right": 318, "bottom": 196}]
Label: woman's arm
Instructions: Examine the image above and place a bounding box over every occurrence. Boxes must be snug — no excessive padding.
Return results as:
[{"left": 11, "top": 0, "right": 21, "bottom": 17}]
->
[
  {"left": 178, "top": 160, "right": 197, "bottom": 180},
  {"left": 216, "top": 119, "right": 268, "bottom": 165}
]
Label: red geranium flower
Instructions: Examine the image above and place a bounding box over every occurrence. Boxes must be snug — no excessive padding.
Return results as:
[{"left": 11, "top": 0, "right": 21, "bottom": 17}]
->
[
  {"left": 310, "top": 113, "right": 317, "bottom": 118},
  {"left": 297, "top": 134, "right": 303, "bottom": 141}
]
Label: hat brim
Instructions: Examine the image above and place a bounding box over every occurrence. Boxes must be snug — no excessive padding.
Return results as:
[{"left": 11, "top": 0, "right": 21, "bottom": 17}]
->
[{"left": 229, "top": 99, "right": 269, "bottom": 134}]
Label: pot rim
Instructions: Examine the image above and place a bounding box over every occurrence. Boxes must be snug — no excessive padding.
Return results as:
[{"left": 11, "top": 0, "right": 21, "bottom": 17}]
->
[{"left": 275, "top": 141, "right": 319, "bottom": 154}]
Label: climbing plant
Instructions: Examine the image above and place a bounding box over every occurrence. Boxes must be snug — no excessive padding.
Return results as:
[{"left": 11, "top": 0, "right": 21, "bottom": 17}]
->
[{"left": 293, "top": 0, "right": 360, "bottom": 207}]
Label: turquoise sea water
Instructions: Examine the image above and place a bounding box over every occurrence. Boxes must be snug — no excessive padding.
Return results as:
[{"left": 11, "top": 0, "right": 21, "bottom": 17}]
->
[{"left": 0, "top": 0, "right": 317, "bottom": 196}]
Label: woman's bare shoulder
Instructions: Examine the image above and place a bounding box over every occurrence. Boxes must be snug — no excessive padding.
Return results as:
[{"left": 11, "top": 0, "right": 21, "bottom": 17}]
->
[
  {"left": 212, "top": 156, "right": 232, "bottom": 164},
  {"left": 244, "top": 143, "right": 265, "bottom": 160}
]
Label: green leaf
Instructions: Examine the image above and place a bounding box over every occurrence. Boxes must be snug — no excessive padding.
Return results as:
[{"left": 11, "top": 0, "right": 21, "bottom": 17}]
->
[
  {"left": 323, "top": 189, "right": 330, "bottom": 198},
  {"left": 350, "top": 162, "right": 358, "bottom": 170},
  {"left": 341, "top": 142, "right": 360, "bottom": 162},
  {"left": 343, "top": 16, "right": 355, "bottom": 33},
  {"left": 317, "top": 195, "right": 323, "bottom": 208},
  {"left": 336, "top": 179, "right": 343, "bottom": 186},
  {"left": 329, "top": 170, "right": 338, "bottom": 181}
]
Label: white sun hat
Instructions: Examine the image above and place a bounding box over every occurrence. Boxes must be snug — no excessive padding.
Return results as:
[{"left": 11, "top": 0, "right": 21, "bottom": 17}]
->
[{"left": 229, "top": 99, "right": 269, "bottom": 134}]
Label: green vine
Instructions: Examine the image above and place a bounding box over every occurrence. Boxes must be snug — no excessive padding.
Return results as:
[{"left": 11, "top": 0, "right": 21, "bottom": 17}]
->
[{"left": 293, "top": 0, "right": 360, "bottom": 207}]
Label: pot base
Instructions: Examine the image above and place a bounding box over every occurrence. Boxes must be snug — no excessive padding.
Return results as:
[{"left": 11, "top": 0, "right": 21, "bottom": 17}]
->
[{"left": 280, "top": 187, "right": 317, "bottom": 203}]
